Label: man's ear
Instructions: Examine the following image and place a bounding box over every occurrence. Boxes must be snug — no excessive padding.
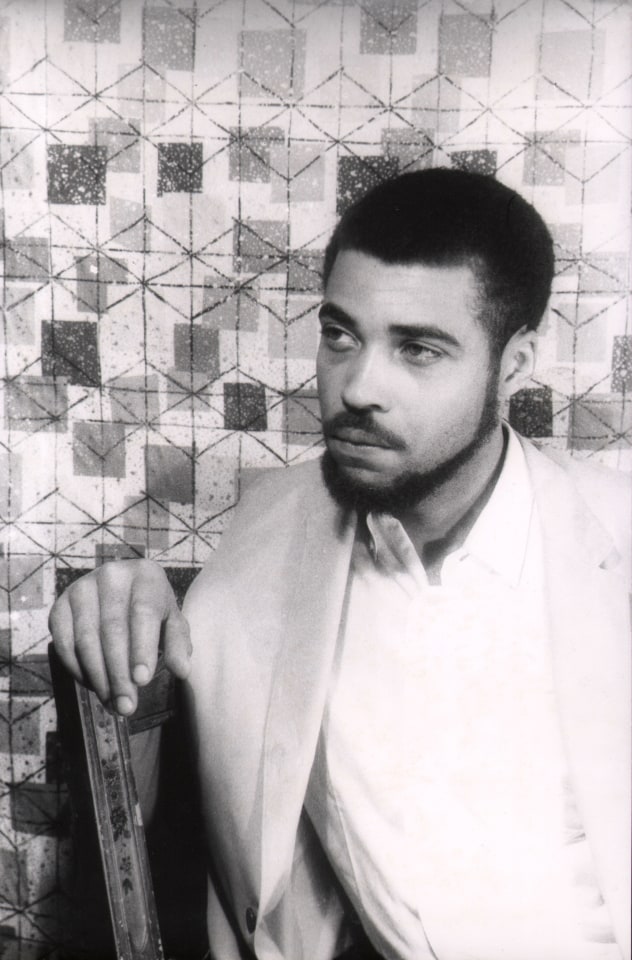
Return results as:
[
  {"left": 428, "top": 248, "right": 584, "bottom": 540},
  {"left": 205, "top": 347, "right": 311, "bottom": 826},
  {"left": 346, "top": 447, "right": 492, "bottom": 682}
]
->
[{"left": 498, "top": 326, "right": 537, "bottom": 400}]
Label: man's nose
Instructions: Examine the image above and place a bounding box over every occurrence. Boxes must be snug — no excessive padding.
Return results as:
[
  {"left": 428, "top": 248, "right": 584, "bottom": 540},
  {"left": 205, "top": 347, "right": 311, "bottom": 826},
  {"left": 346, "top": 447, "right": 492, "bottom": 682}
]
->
[{"left": 340, "top": 350, "right": 390, "bottom": 412}]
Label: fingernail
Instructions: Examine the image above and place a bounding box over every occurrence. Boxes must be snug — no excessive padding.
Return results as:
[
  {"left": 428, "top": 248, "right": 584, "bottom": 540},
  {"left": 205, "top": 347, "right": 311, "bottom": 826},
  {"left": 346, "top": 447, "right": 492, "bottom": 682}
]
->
[
  {"left": 115, "top": 695, "right": 134, "bottom": 715},
  {"left": 132, "top": 665, "right": 150, "bottom": 685}
]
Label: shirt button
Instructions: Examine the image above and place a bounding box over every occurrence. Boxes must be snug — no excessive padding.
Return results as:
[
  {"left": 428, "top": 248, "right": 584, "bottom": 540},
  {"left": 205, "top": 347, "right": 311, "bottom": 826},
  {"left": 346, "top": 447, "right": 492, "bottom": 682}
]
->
[{"left": 245, "top": 906, "right": 257, "bottom": 934}]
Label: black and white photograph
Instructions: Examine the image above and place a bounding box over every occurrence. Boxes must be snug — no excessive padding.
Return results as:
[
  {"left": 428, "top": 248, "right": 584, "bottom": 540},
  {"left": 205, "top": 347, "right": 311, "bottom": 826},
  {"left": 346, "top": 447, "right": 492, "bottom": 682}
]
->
[{"left": 0, "top": 1, "right": 630, "bottom": 958}]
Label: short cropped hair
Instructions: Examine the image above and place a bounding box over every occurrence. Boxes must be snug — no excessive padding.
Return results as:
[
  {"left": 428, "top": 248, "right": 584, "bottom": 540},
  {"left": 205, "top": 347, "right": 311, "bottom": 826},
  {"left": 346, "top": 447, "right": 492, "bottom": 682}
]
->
[{"left": 323, "top": 168, "right": 554, "bottom": 354}]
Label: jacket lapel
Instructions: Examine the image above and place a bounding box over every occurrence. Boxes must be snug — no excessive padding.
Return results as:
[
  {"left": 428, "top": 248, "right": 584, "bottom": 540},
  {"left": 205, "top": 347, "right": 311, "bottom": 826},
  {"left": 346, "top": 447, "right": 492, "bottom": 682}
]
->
[
  {"left": 258, "top": 482, "right": 356, "bottom": 915},
  {"left": 523, "top": 442, "right": 631, "bottom": 959}
]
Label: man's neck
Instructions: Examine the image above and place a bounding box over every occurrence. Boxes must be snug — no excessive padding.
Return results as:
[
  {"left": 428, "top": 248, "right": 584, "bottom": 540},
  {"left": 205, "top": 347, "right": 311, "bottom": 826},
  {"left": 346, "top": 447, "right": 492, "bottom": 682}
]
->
[{"left": 393, "top": 425, "right": 507, "bottom": 581}]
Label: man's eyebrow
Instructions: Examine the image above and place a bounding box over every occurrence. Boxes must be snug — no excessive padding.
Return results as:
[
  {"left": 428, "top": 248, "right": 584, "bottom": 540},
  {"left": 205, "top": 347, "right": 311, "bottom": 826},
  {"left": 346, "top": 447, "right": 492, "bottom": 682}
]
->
[
  {"left": 319, "top": 304, "right": 461, "bottom": 350},
  {"left": 389, "top": 324, "right": 461, "bottom": 349},
  {"left": 318, "top": 302, "right": 357, "bottom": 328}
]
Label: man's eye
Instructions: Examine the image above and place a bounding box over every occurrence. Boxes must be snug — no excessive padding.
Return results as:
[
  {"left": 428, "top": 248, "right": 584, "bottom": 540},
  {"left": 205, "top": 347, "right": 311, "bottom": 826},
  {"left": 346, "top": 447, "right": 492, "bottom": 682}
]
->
[
  {"left": 401, "top": 342, "right": 442, "bottom": 363},
  {"left": 320, "top": 325, "right": 354, "bottom": 350}
]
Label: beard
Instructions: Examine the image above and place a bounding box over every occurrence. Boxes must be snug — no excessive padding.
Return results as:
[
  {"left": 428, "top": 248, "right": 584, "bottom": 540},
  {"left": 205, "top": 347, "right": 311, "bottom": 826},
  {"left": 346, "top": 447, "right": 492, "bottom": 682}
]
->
[{"left": 320, "top": 368, "right": 500, "bottom": 515}]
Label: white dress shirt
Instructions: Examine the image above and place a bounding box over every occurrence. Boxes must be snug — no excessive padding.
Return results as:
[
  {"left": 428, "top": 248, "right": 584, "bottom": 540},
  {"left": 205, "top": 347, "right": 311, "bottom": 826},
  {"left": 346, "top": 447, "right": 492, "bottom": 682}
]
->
[{"left": 306, "top": 428, "right": 620, "bottom": 960}]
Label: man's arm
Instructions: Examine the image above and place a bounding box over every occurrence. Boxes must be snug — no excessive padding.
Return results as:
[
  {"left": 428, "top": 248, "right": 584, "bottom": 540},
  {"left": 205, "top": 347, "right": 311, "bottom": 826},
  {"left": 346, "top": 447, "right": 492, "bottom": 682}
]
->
[{"left": 49, "top": 559, "right": 192, "bottom": 715}]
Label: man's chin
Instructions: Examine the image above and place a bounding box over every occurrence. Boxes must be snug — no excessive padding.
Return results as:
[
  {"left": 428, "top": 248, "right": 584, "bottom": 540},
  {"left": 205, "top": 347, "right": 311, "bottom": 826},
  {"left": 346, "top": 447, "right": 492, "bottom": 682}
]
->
[
  {"left": 329, "top": 460, "right": 391, "bottom": 489},
  {"left": 320, "top": 451, "right": 422, "bottom": 514}
]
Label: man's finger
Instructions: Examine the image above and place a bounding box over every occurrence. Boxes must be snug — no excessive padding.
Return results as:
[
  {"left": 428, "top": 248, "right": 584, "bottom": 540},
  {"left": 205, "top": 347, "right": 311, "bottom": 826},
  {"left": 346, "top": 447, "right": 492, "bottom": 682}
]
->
[
  {"left": 49, "top": 592, "right": 84, "bottom": 684},
  {"left": 127, "top": 562, "right": 176, "bottom": 685},
  {"left": 96, "top": 564, "right": 140, "bottom": 715},
  {"left": 67, "top": 577, "right": 111, "bottom": 705},
  {"left": 162, "top": 607, "right": 192, "bottom": 680},
  {"left": 100, "top": 613, "right": 138, "bottom": 715},
  {"left": 128, "top": 598, "right": 164, "bottom": 687}
]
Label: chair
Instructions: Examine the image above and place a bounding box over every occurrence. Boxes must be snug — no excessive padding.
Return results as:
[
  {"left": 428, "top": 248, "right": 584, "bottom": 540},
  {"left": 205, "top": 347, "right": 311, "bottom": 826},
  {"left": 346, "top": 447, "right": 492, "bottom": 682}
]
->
[{"left": 49, "top": 644, "right": 208, "bottom": 960}]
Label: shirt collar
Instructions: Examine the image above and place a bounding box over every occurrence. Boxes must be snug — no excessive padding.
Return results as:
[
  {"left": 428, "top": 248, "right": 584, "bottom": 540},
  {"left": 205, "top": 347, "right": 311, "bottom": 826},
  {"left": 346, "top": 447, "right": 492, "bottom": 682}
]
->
[
  {"left": 364, "top": 425, "right": 535, "bottom": 588},
  {"left": 460, "top": 424, "right": 535, "bottom": 586}
]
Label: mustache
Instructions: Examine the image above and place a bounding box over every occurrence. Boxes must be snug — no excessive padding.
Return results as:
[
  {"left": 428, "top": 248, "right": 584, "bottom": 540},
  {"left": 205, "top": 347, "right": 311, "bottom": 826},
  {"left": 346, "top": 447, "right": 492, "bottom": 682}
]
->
[{"left": 322, "top": 411, "right": 407, "bottom": 451}]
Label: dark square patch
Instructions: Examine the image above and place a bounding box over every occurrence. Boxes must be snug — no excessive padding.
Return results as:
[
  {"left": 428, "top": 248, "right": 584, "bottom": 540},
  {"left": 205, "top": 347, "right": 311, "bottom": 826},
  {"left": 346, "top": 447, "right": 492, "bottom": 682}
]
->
[
  {"left": 5, "top": 376, "right": 68, "bottom": 433},
  {"left": 76, "top": 254, "right": 128, "bottom": 314},
  {"left": 143, "top": 7, "right": 195, "bottom": 71},
  {"left": 337, "top": 156, "right": 400, "bottom": 215},
  {"left": 283, "top": 392, "right": 321, "bottom": 446},
  {"left": 55, "top": 567, "right": 94, "bottom": 598},
  {"left": 41, "top": 320, "right": 101, "bottom": 387},
  {"left": 287, "top": 252, "right": 324, "bottom": 292},
  {"left": 173, "top": 325, "right": 220, "bottom": 376},
  {"left": 569, "top": 394, "right": 632, "bottom": 450},
  {"left": 10, "top": 782, "right": 66, "bottom": 836},
  {"left": 224, "top": 383, "right": 268, "bottom": 431},
  {"left": 4, "top": 238, "right": 50, "bottom": 280},
  {"left": 0, "top": 851, "right": 28, "bottom": 904},
  {"left": 146, "top": 445, "right": 194, "bottom": 503},
  {"left": 157, "top": 142, "right": 203, "bottom": 196},
  {"left": 90, "top": 117, "right": 140, "bottom": 173},
  {"left": 611, "top": 335, "right": 632, "bottom": 392},
  {"left": 233, "top": 220, "right": 286, "bottom": 274},
  {"left": 48, "top": 145, "right": 107, "bottom": 205},
  {"left": 229, "top": 126, "right": 284, "bottom": 182},
  {"left": 439, "top": 14, "right": 492, "bottom": 77},
  {"left": 73, "top": 421, "right": 126, "bottom": 478},
  {"left": 0, "top": 557, "right": 44, "bottom": 612},
  {"left": 0, "top": 698, "right": 41, "bottom": 755},
  {"left": 523, "top": 137, "right": 566, "bottom": 186},
  {"left": 450, "top": 149, "right": 497, "bottom": 176},
  {"left": 509, "top": 386, "right": 553, "bottom": 437},
  {"left": 382, "top": 129, "right": 434, "bottom": 171},
  {"left": 63, "top": 0, "right": 121, "bottom": 42},
  {"left": 360, "top": 0, "right": 418, "bottom": 55},
  {"left": 240, "top": 29, "right": 306, "bottom": 100},
  {"left": 202, "top": 282, "right": 259, "bottom": 331},
  {"left": 10, "top": 656, "right": 52, "bottom": 696}
]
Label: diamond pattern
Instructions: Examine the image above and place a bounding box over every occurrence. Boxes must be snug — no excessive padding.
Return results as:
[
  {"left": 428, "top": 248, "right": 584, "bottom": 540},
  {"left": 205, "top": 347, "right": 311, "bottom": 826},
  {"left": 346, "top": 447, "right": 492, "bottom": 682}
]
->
[{"left": 1, "top": 0, "right": 631, "bottom": 954}]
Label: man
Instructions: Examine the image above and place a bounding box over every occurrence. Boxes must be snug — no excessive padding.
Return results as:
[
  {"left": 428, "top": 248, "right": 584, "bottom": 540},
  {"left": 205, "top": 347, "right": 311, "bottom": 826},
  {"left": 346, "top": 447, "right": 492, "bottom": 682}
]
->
[{"left": 50, "top": 169, "right": 631, "bottom": 960}]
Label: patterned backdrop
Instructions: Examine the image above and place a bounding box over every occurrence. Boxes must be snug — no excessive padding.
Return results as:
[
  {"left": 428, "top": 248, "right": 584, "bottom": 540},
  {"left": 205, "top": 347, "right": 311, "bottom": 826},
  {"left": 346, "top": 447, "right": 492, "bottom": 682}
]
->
[{"left": 0, "top": 0, "right": 631, "bottom": 955}]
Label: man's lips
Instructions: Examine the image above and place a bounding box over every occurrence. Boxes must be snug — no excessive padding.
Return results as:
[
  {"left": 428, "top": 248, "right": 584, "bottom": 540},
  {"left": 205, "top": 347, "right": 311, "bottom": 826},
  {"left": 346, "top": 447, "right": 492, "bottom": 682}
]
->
[
  {"left": 323, "top": 414, "right": 407, "bottom": 452},
  {"left": 329, "top": 428, "right": 393, "bottom": 449}
]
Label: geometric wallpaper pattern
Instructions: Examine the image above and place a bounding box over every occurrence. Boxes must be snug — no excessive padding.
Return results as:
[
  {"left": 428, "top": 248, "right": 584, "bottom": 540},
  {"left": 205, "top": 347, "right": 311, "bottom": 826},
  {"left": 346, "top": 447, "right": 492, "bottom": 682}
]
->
[{"left": 0, "top": 0, "right": 630, "bottom": 955}]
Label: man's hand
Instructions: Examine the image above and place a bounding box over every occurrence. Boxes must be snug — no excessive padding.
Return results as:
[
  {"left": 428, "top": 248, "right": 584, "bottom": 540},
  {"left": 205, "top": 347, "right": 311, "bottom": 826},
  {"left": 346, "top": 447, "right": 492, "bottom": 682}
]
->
[{"left": 49, "top": 559, "right": 192, "bottom": 716}]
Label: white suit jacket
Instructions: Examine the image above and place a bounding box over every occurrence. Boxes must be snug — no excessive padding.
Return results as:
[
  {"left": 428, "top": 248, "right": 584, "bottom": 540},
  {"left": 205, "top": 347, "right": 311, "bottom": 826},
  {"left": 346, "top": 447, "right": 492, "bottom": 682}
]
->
[{"left": 183, "top": 438, "right": 631, "bottom": 960}]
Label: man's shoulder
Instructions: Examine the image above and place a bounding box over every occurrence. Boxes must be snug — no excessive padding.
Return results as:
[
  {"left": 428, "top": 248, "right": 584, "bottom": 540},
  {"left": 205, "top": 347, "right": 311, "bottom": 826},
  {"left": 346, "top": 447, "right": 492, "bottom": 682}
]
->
[
  {"left": 197, "top": 458, "right": 340, "bottom": 577},
  {"left": 235, "top": 458, "right": 329, "bottom": 523},
  {"left": 241, "top": 458, "right": 325, "bottom": 500},
  {"left": 184, "top": 457, "right": 347, "bottom": 616},
  {"left": 524, "top": 439, "right": 630, "bottom": 503},
  {"left": 520, "top": 436, "right": 631, "bottom": 561}
]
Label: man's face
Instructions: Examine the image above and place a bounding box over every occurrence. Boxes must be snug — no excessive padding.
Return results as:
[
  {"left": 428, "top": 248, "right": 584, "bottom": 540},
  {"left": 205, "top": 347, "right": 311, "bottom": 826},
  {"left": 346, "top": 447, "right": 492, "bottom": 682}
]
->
[{"left": 317, "top": 250, "right": 501, "bottom": 511}]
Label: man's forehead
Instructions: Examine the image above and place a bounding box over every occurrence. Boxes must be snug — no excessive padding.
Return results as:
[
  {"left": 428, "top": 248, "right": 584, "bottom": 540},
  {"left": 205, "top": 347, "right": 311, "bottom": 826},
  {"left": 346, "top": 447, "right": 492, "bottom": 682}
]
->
[
  {"left": 324, "top": 248, "right": 478, "bottom": 286},
  {"left": 322, "top": 250, "right": 481, "bottom": 311}
]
